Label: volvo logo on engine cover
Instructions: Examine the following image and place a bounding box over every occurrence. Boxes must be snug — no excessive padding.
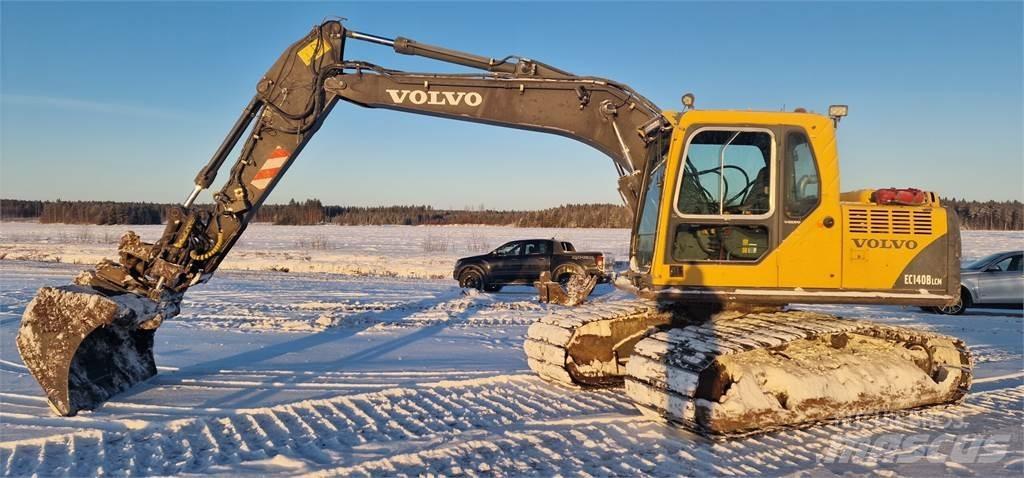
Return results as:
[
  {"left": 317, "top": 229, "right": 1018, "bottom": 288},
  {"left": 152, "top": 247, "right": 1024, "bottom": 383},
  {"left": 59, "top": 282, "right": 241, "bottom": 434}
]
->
[
  {"left": 386, "top": 89, "right": 483, "bottom": 107},
  {"left": 852, "top": 238, "right": 919, "bottom": 250}
]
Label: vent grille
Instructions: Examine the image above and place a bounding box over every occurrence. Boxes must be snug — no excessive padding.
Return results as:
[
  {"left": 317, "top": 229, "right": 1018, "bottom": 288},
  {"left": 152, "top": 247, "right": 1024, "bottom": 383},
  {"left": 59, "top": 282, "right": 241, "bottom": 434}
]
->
[{"left": 847, "top": 208, "right": 933, "bottom": 235}]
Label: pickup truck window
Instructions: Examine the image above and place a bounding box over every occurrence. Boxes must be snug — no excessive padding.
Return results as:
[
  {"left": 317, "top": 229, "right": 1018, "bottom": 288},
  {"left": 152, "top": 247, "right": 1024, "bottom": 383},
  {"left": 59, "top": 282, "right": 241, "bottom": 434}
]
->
[
  {"left": 524, "top": 241, "right": 549, "bottom": 255},
  {"left": 561, "top": 242, "right": 575, "bottom": 252},
  {"left": 494, "top": 242, "right": 522, "bottom": 256}
]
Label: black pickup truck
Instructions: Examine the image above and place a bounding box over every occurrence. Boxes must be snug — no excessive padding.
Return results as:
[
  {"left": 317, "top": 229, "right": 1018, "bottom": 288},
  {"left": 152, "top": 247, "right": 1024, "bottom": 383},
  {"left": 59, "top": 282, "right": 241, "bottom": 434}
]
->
[{"left": 453, "top": 239, "right": 608, "bottom": 292}]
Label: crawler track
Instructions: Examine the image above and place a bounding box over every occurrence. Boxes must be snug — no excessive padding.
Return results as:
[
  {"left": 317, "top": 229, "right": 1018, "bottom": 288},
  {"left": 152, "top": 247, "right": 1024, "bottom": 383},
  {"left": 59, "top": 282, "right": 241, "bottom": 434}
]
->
[
  {"left": 627, "top": 310, "right": 973, "bottom": 436},
  {"left": 525, "top": 302, "right": 973, "bottom": 437},
  {"left": 524, "top": 300, "right": 669, "bottom": 386}
]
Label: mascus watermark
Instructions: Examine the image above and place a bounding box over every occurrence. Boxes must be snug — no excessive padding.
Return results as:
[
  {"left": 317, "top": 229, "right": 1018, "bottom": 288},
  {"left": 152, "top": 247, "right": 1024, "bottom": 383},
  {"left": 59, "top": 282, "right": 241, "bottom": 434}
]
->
[{"left": 820, "top": 432, "right": 1013, "bottom": 465}]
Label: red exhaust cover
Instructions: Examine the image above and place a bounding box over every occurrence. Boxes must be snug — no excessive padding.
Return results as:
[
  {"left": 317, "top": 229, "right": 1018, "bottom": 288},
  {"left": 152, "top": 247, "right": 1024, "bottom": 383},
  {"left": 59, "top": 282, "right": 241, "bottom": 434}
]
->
[{"left": 871, "top": 188, "right": 928, "bottom": 206}]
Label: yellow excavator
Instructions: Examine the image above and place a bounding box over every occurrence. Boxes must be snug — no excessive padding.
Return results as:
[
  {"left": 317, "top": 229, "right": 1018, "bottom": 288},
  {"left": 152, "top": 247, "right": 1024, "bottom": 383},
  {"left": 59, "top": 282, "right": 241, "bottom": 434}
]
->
[{"left": 17, "top": 20, "right": 970, "bottom": 437}]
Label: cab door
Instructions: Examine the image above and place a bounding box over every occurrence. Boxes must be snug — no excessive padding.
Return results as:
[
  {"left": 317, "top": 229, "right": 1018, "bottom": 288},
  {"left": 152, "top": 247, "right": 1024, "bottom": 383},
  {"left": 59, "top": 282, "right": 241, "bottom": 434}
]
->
[
  {"left": 776, "top": 129, "right": 841, "bottom": 289},
  {"left": 662, "top": 126, "right": 779, "bottom": 288}
]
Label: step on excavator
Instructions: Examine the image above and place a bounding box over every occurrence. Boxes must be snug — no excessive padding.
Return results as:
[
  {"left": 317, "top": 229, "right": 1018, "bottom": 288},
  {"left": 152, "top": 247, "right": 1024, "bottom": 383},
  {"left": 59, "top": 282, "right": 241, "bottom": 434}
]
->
[{"left": 18, "top": 20, "right": 971, "bottom": 437}]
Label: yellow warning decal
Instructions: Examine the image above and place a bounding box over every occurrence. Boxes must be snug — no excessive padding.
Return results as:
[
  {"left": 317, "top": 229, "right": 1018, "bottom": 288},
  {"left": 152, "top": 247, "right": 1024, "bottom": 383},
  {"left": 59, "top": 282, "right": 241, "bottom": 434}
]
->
[{"left": 297, "top": 38, "right": 331, "bottom": 65}]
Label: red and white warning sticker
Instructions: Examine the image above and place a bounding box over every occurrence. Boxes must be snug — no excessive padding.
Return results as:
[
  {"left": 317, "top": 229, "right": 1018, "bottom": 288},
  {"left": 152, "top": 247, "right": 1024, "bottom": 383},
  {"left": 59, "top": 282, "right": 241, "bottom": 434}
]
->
[{"left": 252, "top": 147, "right": 290, "bottom": 189}]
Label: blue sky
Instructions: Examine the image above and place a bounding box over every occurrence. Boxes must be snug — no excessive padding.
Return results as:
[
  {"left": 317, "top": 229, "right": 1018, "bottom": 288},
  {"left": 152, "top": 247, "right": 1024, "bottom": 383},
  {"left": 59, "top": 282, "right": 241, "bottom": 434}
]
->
[{"left": 2, "top": 1, "right": 1021, "bottom": 208}]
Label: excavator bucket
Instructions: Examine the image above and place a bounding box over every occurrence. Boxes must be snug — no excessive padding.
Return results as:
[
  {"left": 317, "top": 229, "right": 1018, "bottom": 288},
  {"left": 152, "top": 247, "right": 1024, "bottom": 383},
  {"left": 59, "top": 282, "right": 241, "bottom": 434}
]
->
[
  {"left": 535, "top": 271, "right": 598, "bottom": 306},
  {"left": 16, "top": 285, "right": 169, "bottom": 416}
]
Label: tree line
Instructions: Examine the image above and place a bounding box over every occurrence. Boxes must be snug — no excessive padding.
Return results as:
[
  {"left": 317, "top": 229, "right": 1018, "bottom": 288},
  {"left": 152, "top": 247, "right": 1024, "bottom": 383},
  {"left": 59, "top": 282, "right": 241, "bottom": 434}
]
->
[
  {"left": 0, "top": 199, "right": 632, "bottom": 228},
  {"left": 2, "top": 200, "right": 166, "bottom": 225},
  {"left": 945, "top": 198, "right": 1024, "bottom": 231},
  {"left": 1, "top": 198, "right": 1021, "bottom": 230},
  {"left": 323, "top": 203, "right": 632, "bottom": 228}
]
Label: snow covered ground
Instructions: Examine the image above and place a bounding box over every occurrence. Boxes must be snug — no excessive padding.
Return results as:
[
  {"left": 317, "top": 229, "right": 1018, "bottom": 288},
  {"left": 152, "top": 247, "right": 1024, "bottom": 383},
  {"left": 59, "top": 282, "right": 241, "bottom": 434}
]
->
[
  {"left": 0, "top": 224, "right": 1021, "bottom": 476},
  {"left": 0, "top": 223, "right": 629, "bottom": 279}
]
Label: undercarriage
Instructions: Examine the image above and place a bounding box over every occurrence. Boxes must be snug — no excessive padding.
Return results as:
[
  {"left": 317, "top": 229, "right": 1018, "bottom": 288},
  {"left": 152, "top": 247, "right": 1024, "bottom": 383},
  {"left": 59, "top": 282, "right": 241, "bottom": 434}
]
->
[{"left": 525, "top": 299, "right": 972, "bottom": 437}]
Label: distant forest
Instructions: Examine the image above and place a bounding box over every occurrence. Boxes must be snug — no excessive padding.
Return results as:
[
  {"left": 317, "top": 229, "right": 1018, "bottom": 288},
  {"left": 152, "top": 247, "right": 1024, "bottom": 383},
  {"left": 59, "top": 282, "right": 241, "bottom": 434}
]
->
[
  {"left": 0, "top": 199, "right": 632, "bottom": 228},
  {"left": 1, "top": 198, "right": 1020, "bottom": 230}
]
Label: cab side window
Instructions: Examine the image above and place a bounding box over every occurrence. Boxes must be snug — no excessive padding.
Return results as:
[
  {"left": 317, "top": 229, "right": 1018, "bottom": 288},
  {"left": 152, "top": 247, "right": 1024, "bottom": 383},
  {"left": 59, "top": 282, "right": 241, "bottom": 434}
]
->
[{"left": 784, "top": 132, "right": 821, "bottom": 218}]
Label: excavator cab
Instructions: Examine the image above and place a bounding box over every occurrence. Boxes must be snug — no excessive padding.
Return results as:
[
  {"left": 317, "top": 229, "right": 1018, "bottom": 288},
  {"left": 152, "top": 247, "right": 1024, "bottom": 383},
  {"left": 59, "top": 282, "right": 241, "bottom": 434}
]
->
[{"left": 629, "top": 109, "right": 960, "bottom": 307}]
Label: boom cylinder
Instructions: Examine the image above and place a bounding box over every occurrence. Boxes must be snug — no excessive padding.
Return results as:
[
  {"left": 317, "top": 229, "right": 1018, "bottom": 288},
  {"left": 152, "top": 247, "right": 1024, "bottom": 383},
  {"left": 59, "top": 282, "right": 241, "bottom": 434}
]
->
[
  {"left": 392, "top": 37, "right": 518, "bottom": 73},
  {"left": 345, "top": 30, "right": 395, "bottom": 47},
  {"left": 346, "top": 29, "right": 517, "bottom": 74},
  {"left": 192, "top": 97, "right": 263, "bottom": 193}
]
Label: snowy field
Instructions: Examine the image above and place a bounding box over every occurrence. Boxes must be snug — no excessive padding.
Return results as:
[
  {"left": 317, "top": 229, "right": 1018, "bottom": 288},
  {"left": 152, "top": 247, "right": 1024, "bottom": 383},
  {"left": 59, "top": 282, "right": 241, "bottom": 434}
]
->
[
  {"left": 0, "top": 223, "right": 630, "bottom": 279},
  {"left": 0, "top": 224, "right": 1021, "bottom": 477}
]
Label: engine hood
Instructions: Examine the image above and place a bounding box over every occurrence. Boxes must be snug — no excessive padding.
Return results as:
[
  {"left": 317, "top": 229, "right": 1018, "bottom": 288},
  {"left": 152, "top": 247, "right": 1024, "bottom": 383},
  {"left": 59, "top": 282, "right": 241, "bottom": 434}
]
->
[{"left": 457, "top": 254, "right": 491, "bottom": 263}]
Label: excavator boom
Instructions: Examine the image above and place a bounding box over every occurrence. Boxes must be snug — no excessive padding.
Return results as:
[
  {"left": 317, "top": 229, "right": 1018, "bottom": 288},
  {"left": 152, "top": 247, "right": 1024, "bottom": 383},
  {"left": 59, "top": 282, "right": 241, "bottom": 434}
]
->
[{"left": 17, "top": 20, "right": 667, "bottom": 416}]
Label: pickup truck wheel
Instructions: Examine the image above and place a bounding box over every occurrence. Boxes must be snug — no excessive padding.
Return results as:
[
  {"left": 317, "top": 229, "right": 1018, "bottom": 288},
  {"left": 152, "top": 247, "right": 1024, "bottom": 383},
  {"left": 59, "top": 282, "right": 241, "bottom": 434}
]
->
[
  {"left": 458, "top": 269, "right": 484, "bottom": 291},
  {"left": 553, "top": 264, "right": 587, "bottom": 286}
]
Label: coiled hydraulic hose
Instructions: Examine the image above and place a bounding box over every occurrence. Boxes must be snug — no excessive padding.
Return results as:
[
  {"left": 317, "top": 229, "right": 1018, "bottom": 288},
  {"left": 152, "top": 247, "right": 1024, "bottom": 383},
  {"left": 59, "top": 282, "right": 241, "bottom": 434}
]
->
[{"left": 189, "top": 231, "right": 225, "bottom": 261}]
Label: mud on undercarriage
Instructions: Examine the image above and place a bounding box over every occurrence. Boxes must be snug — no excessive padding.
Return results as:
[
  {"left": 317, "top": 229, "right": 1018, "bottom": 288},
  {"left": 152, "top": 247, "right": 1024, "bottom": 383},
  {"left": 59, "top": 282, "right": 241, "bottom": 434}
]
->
[{"left": 525, "top": 300, "right": 972, "bottom": 437}]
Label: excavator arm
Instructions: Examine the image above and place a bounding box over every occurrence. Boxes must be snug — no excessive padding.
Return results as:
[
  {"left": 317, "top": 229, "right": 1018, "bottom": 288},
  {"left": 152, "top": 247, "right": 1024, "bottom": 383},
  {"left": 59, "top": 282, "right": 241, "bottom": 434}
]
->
[
  {"left": 17, "top": 20, "right": 669, "bottom": 416},
  {"left": 108, "top": 20, "right": 668, "bottom": 300}
]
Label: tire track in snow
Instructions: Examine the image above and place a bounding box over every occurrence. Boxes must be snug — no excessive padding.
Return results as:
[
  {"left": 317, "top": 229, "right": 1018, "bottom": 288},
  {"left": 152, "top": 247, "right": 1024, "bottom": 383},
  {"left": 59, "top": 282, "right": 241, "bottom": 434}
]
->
[
  {"left": 2, "top": 375, "right": 1021, "bottom": 477},
  {"left": 317, "top": 387, "right": 1023, "bottom": 478},
  {"left": 0, "top": 360, "right": 28, "bottom": 376},
  {"left": 172, "top": 285, "right": 545, "bottom": 332},
  {"left": 0, "top": 375, "right": 631, "bottom": 476}
]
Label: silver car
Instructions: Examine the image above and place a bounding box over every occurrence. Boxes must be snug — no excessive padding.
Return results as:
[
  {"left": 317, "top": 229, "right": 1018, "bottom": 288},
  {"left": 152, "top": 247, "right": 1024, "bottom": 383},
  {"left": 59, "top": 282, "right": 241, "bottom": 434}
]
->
[{"left": 929, "top": 250, "right": 1024, "bottom": 315}]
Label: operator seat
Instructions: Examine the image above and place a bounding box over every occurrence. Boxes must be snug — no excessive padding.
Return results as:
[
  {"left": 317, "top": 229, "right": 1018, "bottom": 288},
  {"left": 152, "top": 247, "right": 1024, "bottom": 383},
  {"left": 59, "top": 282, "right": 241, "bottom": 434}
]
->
[
  {"left": 721, "top": 165, "right": 770, "bottom": 260},
  {"left": 742, "top": 166, "right": 770, "bottom": 214}
]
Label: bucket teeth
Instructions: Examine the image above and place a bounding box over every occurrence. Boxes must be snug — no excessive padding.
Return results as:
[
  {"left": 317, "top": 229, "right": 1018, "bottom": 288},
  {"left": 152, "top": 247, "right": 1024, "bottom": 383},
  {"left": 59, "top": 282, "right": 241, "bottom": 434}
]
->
[{"left": 16, "top": 286, "right": 168, "bottom": 416}]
